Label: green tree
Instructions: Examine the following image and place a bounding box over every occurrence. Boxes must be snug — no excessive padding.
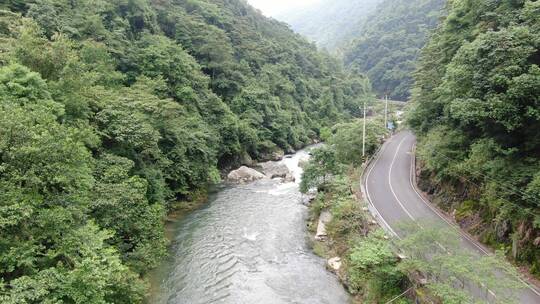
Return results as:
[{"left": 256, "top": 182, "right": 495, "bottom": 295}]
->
[
  {"left": 344, "top": 0, "right": 445, "bottom": 100},
  {"left": 348, "top": 230, "right": 406, "bottom": 301},
  {"left": 300, "top": 146, "right": 342, "bottom": 193}
]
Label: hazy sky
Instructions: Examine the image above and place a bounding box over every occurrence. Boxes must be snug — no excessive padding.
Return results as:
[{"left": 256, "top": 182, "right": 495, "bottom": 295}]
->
[{"left": 247, "top": 0, "right": 320, "bottom": 16}]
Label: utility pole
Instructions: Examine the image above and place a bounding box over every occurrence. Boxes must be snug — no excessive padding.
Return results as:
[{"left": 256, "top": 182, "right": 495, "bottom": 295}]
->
[
  {"left": 362, "top": 99, "right": 367, "bottom": 158},
  {"left": 384, "top": 95, "right": 388, "bottom": 130}
]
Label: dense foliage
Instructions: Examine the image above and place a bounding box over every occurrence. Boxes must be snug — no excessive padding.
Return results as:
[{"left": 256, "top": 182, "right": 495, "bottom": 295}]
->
[
  {"left": 344, "top": 0, "right": 445, "bottom": 101},
  {"left": 300, "top": 115, "right": 388, "bottom": 193},
  {"left": 0, "top": 0, "right": 369, "bottom": 301},
  {"left": 408, "top": 0, "right": 540, "bottom": 275},
  {"left": 276, "top": 0, "right": 382, "bottom": 51}
]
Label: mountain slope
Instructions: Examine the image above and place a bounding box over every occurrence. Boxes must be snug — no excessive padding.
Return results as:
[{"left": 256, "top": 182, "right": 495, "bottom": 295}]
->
[
  {"left": 277, "top": 0, "right": 383, "bottom": 51},
  {"left": 0, "top": 0, "right": 370, "bottom": 302},
  {"left": 344, "top": 0, "right": 445, "bottom": 101},
  {"left": 277, "top": 0, "right": 445, "bottom": 101}
]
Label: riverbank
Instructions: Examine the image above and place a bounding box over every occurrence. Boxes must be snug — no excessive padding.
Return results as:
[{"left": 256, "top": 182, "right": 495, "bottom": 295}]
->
[
  {"left": 297, "top": 114, "right": 413, "bottom": 302},
  {"left": 305, "top": 166, "right": 410, "bottom": 303},
  {"left": 148, "top": 146, "right": 350, "bottom": 304}
]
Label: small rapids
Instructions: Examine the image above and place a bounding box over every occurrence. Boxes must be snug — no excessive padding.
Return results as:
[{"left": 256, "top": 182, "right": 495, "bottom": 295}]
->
[{"left": 149, "top": 147, "right": 350, "bottom": 304}]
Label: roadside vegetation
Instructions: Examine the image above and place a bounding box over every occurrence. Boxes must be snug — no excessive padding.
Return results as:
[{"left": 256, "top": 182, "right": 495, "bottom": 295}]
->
[
  {"left": 408, "top": 0, "right": 540, "bottom": 277},
  {"left": 301, "top": 103, "right": 524, "bottom": 303}
]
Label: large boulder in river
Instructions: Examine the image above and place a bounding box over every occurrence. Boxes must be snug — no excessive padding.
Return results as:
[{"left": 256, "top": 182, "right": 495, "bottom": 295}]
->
[
  {"left": 258, "top": 161, "right": 290, "bottom": 179},
  {"left": 227, "top": 166, "right": 266, "bottom": 183},
  {"left": 257, "top": 161, "right": 295, "bottom": 182}
]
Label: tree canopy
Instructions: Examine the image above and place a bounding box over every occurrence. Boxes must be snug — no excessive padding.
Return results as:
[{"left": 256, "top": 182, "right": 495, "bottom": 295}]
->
[
  {"left": 276, "top": 0, "right": 383, "bottom": 51},
  {"left": 0, "top": 0, "right": 370, "bottom": 302},
  {"left": 344, "top": 0, "right": 445, "bottom": 101}
]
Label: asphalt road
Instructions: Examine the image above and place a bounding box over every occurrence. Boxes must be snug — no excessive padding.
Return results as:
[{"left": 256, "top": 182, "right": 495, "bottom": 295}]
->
[{"left": 363, "top": 130, "right": 540, "bottom": 303}]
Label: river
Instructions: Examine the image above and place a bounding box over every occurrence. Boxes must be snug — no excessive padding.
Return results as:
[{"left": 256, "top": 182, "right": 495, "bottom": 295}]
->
[{"left": 149, "top": 146, "right": 350, "bottom": 304}]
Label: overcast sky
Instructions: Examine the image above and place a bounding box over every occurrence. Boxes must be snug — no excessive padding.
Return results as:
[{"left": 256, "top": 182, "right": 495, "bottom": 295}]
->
[{"left": 247, "top": 0, "right": 320, "bottom": 16}]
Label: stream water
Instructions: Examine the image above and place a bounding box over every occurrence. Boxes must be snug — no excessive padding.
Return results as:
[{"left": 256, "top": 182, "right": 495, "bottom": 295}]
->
[{"left": 149, "top": 147, "right": 350, "bottom": 304}]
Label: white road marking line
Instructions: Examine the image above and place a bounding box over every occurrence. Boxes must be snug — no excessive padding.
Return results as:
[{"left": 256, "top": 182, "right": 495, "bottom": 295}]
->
[
  {"left": 365, "top": 132, "right": 540, "bottom": 300},
  {"left": 388, "top": 136, "right": 417, "bottom": 222},
  {"left": 364, "top": 137, "right": 401, "bottom": 239}
]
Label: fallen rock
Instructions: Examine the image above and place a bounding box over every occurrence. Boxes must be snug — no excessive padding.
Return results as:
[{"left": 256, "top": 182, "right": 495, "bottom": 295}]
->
[
  {"left": 283, "top": 174, "right": 295, "bottom": 183},
  {"left": 272, "top": 149, "right": 285, "bottom": 161},
  {"left": 327, "top": 257, "right": 342, "bottom": 272},
  {"left": 257, "top": 161, "right": 296, "bottom": 183},
  {"left": 315, "top": 210, "right": 332, "bottom": 241},
  {"left": 227, "top": 166, "right": 266, "bottom": 183}
]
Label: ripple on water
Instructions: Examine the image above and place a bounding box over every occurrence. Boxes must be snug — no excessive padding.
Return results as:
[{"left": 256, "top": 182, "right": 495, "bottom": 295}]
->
[{"left": 150, "top": 148, "right": 349, "bottom": 304}]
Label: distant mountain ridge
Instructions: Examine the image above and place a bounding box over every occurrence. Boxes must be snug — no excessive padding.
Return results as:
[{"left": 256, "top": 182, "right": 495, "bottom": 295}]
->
[
  {"left": 344, "top": 0, "right": 446, "bottom": 100},
  {"left": 277, "top": 0, "right": 445, "bottom": 101},
  {"left": 276, "top": 0, "right": 383, "bottom": 51}
]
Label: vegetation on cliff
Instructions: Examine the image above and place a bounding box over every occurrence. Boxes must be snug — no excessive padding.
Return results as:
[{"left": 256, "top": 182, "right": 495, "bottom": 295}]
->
[
  {"left": 408, "top": 0, "right": 540, "bottom": 276},
  {"left": 344, "top": 0, "right": 445, "bottom": 101}
]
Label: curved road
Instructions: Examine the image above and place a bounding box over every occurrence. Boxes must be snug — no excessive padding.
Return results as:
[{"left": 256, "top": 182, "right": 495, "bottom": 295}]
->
[{"left": 363, "top": 131, "right": 540, "bottom": 303}]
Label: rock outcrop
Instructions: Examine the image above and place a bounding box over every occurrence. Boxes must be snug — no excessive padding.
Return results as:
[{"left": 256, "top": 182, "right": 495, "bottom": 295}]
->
[{"left": 227, "top": 166, "right": 266, "bottom": 183}]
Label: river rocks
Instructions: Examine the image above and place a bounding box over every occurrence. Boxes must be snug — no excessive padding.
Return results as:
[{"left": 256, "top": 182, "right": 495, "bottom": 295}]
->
[
  {"left": 257, "top": 161, "right": 295, "bottom": 182},
  {"left": 285, "top": 147, "right": 296, "bottom": 154},
  {"left": 272, "top": 150, "right": 285, "bottom": 161},
  {"left": 260, "top": 149, "right": 285, "bottom": 162},
  {"left": 327, "top": 257, "right": 342, "bottom": 272},
  {"left": 227, "top": 166, "right": 266, "bottom": 183},
  {"left": 301, "top": 188, "right": 318, "bottom": 206}
]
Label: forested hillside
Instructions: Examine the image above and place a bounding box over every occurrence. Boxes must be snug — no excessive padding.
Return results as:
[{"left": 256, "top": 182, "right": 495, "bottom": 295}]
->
[
  {"left": 409, "top": 0, "right": 540, "bottom": 276},
  {"left": 276, "top": 0, "right": 382, "bottom": 51},
  {"left": 344, "top": 0, "right": 445, "bottom": 101},
  {"left": 0, "top": 0, "right": 369, "bottom": 302},
  {"left": 277, "top": 0, "right": 445, "bottom": 101}
]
